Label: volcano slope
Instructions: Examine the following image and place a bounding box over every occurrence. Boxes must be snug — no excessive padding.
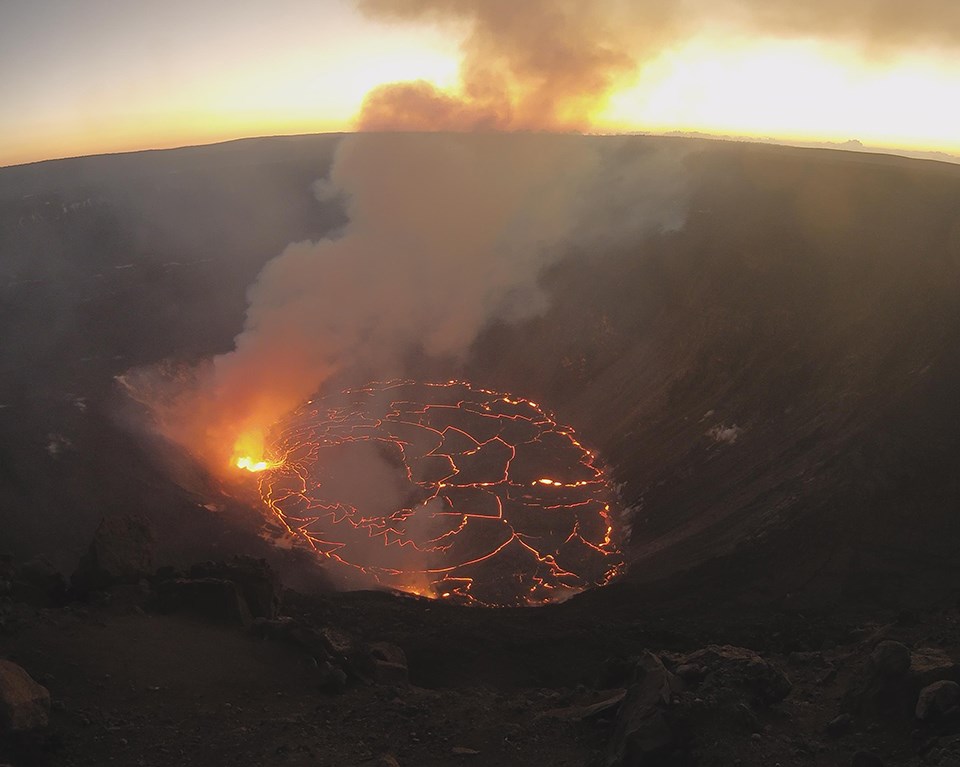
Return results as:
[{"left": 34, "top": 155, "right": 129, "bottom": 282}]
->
[
  {"left": 2, "top": 135, "right": 960, "bottom": 766},
  {"left": 470, "top": 142, "right": 960, "bottom": 609}
]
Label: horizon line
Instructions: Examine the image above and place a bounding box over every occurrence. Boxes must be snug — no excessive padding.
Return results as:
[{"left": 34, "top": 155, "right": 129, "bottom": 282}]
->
[{"left": 2, "top": 129, "right": 958, "bottom": 172}]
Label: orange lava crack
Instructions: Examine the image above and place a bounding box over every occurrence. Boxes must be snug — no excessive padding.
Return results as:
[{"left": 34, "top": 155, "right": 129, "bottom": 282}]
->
[{"left": 254, "top": 380, "right": 623, "bottom": 606}]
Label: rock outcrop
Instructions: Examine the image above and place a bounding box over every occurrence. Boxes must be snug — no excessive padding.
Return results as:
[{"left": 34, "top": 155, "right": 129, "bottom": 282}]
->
[
  {"left": 0, "top": 659, "right": 50, "bottom": 734},
  {"left": 915, "top": 680, "right": 960, "bottom": 721}
]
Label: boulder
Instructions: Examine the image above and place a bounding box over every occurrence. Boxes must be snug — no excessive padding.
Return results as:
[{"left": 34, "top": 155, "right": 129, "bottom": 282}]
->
[
  {"left": 72, "top": 514, "right": 155, "bottom": 592},
  {"left": 188, "top": 557, "right": 280, "bottom": 619},
  {"left": 364, "top": 641, "right": 409, "bottom": 685},
  {"left": 255, "top": 619, "right": 335, "bottom": 662},
  {"left": 606, "top": 651, "right": 681, "bottom": 766},
  {"left": 319, "top": 627, "right": 359, "bottom": 664},
  {"left": 916, "top": 680, "right": 960, "bottom": 721},
  {"left": 844, "top": 641, "right": 959, "bottom": 719},
  {"left": 0, "top": 660, "right": 50, "bottom": 733},
  {"left": 844, "top": 641, "right": 918, "bottom": 717},
  {"left": 607, "top": 706, "right": 673, "bottom": 767},
  {"left": 680, "top": 645, "right": 792, "bottom": 706},
  {"left": 155, "top": 578, "right": 253, "bottom": 628},
  {"left": 870, "top": 641, "right": 911, "bottom": 679}
]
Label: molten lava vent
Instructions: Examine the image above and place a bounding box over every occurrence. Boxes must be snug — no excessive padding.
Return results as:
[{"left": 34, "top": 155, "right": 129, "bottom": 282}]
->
[{"left": 257, "top": 381, "right": 623, "bottom": 606}]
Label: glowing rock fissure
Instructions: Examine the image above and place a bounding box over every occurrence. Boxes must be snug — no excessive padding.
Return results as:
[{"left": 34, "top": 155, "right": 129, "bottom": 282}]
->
[{"left": 257, "top": 380, "right": 623, "bottom": 606}]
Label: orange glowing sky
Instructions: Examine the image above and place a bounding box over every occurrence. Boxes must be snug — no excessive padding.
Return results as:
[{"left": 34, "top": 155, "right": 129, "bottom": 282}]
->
[{"left": 2, "top": 0, "right": 959, "bottom": 167}]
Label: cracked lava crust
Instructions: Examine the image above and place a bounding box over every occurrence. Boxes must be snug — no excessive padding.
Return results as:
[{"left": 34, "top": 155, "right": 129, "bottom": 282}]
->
[{"left": 252, "top": 380, "right": 624, "bottom": 606}]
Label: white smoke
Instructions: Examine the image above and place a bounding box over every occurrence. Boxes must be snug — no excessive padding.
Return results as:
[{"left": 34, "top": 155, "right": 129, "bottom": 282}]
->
[{"left": 142, "top": 133, "right": 690, "bottom": 473}]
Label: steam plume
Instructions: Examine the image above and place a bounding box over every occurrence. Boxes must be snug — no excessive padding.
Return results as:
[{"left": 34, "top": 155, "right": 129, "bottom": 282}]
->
[{"left": 138, "top": 133, "right": 688, "bottom": 474}]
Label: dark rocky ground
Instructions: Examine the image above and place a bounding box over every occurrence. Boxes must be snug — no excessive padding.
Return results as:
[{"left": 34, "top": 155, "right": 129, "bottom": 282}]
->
[
  {"left": 1, "top": 543, "right": 959, "bottom": 766},
  {"left": 2, "top": 134, "right": 960, "bottom": 765}
]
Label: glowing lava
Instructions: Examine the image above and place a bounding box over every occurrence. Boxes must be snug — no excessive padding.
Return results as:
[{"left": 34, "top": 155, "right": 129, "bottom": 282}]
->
[
  {"left": 236, "top": 456, "right": 273, "bottom": 473},
  {"left": 231, "top": 430, "right": 277, "bottom": 473},
  {"left": 253, "top": 380, "right": 623, "bottom": 606}
]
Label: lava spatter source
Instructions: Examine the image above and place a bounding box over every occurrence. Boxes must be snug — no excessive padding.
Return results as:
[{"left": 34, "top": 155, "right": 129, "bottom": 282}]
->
[{"left": 255, "top": 381, "right": 623, "bottom": 606}]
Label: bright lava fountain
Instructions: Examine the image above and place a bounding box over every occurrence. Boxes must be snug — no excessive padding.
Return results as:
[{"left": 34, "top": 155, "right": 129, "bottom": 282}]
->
[{"left": 256, "top": 381, "right": 623, "bottom": 606}]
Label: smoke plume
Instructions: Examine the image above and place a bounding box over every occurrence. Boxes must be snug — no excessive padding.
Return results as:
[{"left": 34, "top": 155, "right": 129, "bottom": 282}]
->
[
  {"left": 357, "top": 0, "right": 960, "bottom": 132},
  {"left": 138, "top": 133, "right": 688, "bottom": 475}
]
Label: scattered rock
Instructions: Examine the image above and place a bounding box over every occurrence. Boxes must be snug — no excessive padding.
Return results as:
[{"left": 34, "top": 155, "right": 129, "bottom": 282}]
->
[
  {"left": 0, "top": 659, "right": 51, "bottom": 733},
  {"left": 72, "top": 514, "right": 155, "bottom": 593},
  {"left": 916, "top": 680, "right": 960, "bottom": 721}
]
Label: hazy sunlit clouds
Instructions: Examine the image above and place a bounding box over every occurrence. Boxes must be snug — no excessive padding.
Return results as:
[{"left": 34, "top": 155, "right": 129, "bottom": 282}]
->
[
  {"left": 1, "top": 0, "right": 958, "bottom": 166},
  {"left": 357, "top": 0, "right": 960, "bottom": 154}
]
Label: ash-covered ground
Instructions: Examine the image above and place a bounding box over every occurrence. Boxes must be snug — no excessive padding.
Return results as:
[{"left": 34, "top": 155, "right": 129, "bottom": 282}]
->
[{"left": 2, "top": 134, "right": 960, "bottom": 766}]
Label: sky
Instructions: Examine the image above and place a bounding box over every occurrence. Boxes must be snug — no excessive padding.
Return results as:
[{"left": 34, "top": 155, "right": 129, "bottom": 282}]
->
[{"left": 2, "top": 0, "right": 959, "bottom": 167}]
